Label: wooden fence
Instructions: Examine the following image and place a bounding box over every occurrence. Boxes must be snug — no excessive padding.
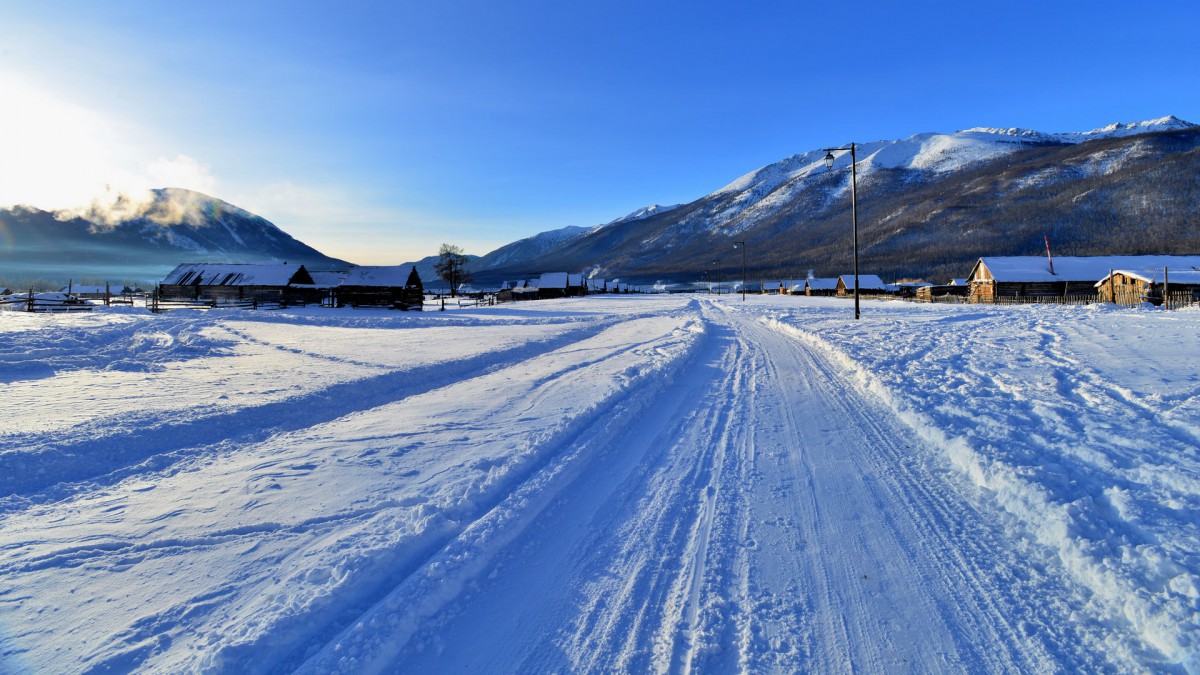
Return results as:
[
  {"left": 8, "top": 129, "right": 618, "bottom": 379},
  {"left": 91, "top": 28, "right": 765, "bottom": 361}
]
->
[
  {"left": 0, "top": 291, "right": 93, "bottom": 313},
  {"left": 991, "top": 294, "right": 1097, "bottom": 306}
]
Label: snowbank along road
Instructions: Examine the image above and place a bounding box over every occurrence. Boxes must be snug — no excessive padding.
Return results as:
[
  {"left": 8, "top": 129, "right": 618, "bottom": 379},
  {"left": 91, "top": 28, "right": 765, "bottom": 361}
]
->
[{"left": 1, "top": 295, "right": 1197, "bottom": 673}]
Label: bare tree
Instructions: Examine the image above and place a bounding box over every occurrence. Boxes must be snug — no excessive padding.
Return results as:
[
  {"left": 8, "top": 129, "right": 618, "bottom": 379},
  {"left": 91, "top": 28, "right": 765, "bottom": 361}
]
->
[{"left": 434, "top": 243, "right": 472, "bottom": 297}]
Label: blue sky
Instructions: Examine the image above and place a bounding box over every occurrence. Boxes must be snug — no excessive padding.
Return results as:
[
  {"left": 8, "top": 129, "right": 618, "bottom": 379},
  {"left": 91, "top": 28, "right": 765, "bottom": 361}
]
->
[{"left": 1, "top": 1, "right": 1197, "bottom": 264}]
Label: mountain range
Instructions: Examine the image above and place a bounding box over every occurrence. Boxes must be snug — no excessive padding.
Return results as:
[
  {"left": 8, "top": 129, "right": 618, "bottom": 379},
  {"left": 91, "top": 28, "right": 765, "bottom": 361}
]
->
[
  {"left": 457, "top": 115, "right": 1200, "bottom": 284},
  {"left": 2, "top": 116, "right": 1197, "bottom": 289}
]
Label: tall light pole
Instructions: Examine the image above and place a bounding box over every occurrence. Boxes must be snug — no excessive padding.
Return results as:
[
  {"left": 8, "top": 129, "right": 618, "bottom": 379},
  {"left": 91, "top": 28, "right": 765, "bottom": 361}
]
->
[
  {"left": 733, "top": 241, "right": 746, "bottom": 301},
  {"left": 712, "top": 259, "right": 721, "bottom": 295},
  {"left": 823, "top": 143, "right": 860, "bottom": 320}
]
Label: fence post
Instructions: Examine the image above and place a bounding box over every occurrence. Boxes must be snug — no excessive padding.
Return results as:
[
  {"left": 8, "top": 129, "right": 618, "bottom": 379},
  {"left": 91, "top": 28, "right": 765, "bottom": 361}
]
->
[
  {"left": 27, "top": 288, "right": 34, "bottom": 313},
  {"left": 1164, "top": 267, "right": 1170, "bottom": 310}
]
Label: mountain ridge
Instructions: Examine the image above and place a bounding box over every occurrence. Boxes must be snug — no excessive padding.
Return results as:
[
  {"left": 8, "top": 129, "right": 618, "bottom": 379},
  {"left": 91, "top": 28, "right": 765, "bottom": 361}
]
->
[{"left": 462, "top": 116, "right": 1199, "bottom": 283}]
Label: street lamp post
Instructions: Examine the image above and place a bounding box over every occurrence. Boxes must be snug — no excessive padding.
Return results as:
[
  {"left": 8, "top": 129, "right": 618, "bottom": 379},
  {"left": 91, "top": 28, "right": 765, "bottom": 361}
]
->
[
  {"left": 712, "top": 259, "right": 721, "bottom": 295},
  {"left": 823, "top": 142, "right": 860, "bottom": 320},
  {"left": 733, "top": 241, "right": 746, "bottom": 301}
]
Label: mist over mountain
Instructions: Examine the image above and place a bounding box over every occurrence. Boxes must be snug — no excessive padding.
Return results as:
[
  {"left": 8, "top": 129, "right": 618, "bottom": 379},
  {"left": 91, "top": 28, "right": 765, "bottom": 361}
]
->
[
  {"left": 0, "top": 188, "right": 347, "bottom": 288},
  {"left": 466, "top": 116, "right": 1200, "bottom": 284}
]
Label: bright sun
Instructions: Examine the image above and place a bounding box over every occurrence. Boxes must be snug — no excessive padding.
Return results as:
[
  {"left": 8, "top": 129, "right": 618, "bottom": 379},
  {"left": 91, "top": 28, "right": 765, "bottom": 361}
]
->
[{"left": 0, "top": 70, "right": 215, "bottom": 212}]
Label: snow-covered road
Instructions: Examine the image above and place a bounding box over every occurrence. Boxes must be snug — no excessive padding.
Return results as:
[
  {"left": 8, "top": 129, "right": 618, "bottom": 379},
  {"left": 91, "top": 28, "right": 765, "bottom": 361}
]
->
[{"left": 2, "top": 296, "right": 1197, "bottom": 672}]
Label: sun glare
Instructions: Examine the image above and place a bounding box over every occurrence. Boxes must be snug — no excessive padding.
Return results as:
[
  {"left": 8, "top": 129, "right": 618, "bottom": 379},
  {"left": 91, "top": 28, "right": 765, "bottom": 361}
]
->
[{"left": 0, "top": 70, "right": 216, "bottom": 213}]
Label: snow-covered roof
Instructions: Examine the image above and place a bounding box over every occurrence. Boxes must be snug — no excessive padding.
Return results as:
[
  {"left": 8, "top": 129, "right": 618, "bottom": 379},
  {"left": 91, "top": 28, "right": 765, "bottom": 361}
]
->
[
  {"left": 806, "top": 278, "right": 839, "bottom": 291},
  {"left": 341, "top": 266, "right": 418, "bottom": 287},
  {"left": 837, "top": 275, "right": 889, "bottom": 290},
  {"left": 1096, "top": 267, "right": 1200, "bottom": 286},
  {"left": 761, "top": 281, "right": 782, "bottom": 290},
  {"left": 975, "top": 256, "right": 1200, "bottom": 283},
  {"left": 307, "top": 271, "right": 349, "bottom": 288},
  {"left": 950, "top": 278, "right": 968, "bottom": 286},
  {"left": 587, "top": 278, "right": 606, "bottom": 290},
  {"left": 538, "top": 272, "right": 569, "bottom": 289},
  {"left": 163, "top": 263, "right": 311, "bottom": 287},
  {"left": 567, "top": 273, "right": 583, "bottom": 286}
]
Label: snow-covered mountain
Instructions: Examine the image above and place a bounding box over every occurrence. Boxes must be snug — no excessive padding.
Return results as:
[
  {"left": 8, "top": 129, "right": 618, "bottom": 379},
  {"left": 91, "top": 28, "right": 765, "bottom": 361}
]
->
[
  {"left": 471, "top": 116, "right": 1200, "bottom": 283},
  {"left": 465, "top": 204, "right": 683, "bottom": 277},
  {"left": 0, "top": 188, "right": 347, "bottom": 287}
]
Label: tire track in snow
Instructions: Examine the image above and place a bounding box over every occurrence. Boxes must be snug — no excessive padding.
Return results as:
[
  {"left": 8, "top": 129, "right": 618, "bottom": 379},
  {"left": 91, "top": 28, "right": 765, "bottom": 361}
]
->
[
  {"left": 284, "top": 305, "right": 727, "bottom": 673},
  {"left": 0, "top": 317, "right": 617, "bottom": 507},
  {"left": 205, "top": 312, "right": 711, "bottom": 673},
  {"left": 762, "top": 315, "right": 1136, "bottom": 671}
]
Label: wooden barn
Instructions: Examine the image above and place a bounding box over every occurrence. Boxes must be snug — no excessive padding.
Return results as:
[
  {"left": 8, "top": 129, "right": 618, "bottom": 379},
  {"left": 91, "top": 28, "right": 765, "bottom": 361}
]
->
[
  {"left": 160, "top": 263, "right": 315, "bottom": 303},
  {"left": 968, "top": 256, "right": 1200, "bottom": 304},
  {"left": 915, "top": 283, "right": 968, "bottom": 302},
  {"left": 1093, "top": 259, "right": 1200, "bottom": 306},
  {"left": 335, "top": 266, "right": 423, "bottom": 309},
  {"left": 805, "top": 278, "right": 839, "bottom": 296},
  {"left": 835, "top": 275, "right": 890, "bottom": 297}
]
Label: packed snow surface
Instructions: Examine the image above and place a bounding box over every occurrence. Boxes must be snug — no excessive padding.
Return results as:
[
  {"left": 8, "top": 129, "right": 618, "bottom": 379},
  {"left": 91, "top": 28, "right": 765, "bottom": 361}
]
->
[{"left": 2, "top": 296, "right": 1199, "bottom": 673}]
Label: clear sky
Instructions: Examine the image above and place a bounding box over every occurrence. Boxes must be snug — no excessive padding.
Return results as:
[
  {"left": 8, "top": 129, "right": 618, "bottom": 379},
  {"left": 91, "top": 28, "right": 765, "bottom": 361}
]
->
[{"left": 2, "top": 0, "right": 1198, "bottom": 264}]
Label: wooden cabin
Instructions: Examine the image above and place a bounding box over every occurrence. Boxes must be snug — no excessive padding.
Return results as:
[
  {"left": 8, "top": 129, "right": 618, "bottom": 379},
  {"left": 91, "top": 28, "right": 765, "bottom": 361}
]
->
[
  {"left": 805, "top": 278, "right": 839, "bottom": 296},
  {"left": 915, "top": 284, "right": 968, "bottom": 302},
  {"left": 969, "top": 256, "right": 1200, "bottom": 304},
  {"left": 760, "top": 280, "right": 782, "bottom": 294},
  {"left": 160, "top": 263, "right": 315, "bottom": 303},
  {"left": 835, "top": 275, "right": 890, "bottom": 297},
  {"left": 1094, "top": 262, "right": 1200, "bottom": 306},
  {"left": 336, "top": 265, "right": 423, "bottom": 309}
]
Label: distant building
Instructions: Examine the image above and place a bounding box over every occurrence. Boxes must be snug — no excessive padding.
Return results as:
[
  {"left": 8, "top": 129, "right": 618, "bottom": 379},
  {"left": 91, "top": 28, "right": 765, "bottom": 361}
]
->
[
  {"left": 805, "top": 278, "right": 839, "bottom": 296},
  {"left": 835, "top": 275, "right": 890, "bottom": 297},
  {"left": 160, "top": 263, "right": 315, "bottom": 303},
  {"left": 537, "top": 272, "right": 570, "bottom": 299},
  {"left": 336, "top": 265, "right": 423, "bottom": 309}
]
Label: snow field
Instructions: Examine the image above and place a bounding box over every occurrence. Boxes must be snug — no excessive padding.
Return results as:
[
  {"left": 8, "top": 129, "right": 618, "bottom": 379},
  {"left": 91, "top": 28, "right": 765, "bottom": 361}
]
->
[
  {"left": 761, "top": 298, "right": 1200, "bottom": 669},
  {"left": 2, "top": 294, "right": 1198, "bottom": 673},
  {"left": 0, "top": 298, "right": 706, "bottom": 672}
]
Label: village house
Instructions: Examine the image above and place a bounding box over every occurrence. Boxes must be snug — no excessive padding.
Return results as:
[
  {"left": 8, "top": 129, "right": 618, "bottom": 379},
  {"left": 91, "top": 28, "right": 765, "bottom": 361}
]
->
[
  {"left": 915, "top": 282, "right": 968, "bottom": 303},
  {"left": 805, "top": 278, "right": 840, "bottom": 296},
  {"left": 967, "top": 255, "right": 1200, "bottom": 304},
  {"left": 760, "top": 280, "right": 782, "bottom": 294},
  {"left": 535, "top": 272, "right": 571, "bottom": 299},
  {"left": 335, "top": 265, "right": 423, "bottom": 309},
  {"left": 160, "top": 263, "right": 315, "bottom": 303},
  {"left": 567, "top": 273, "right": 585, "bottom": 296},
  {"left": 835, "top": 275, "right": 891, "bottom": 297},
  {"left": 1093, "top": 258, "right": 1200, "bottom": 306},
  {"left": 781, "top": 279, "right": 807, "bottom": 295}
]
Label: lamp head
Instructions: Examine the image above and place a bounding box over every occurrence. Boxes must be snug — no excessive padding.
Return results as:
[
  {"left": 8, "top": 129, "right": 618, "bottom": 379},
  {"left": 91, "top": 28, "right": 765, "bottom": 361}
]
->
[{"left": 823, "top": 152, "right": 836, "bottom": 169}]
